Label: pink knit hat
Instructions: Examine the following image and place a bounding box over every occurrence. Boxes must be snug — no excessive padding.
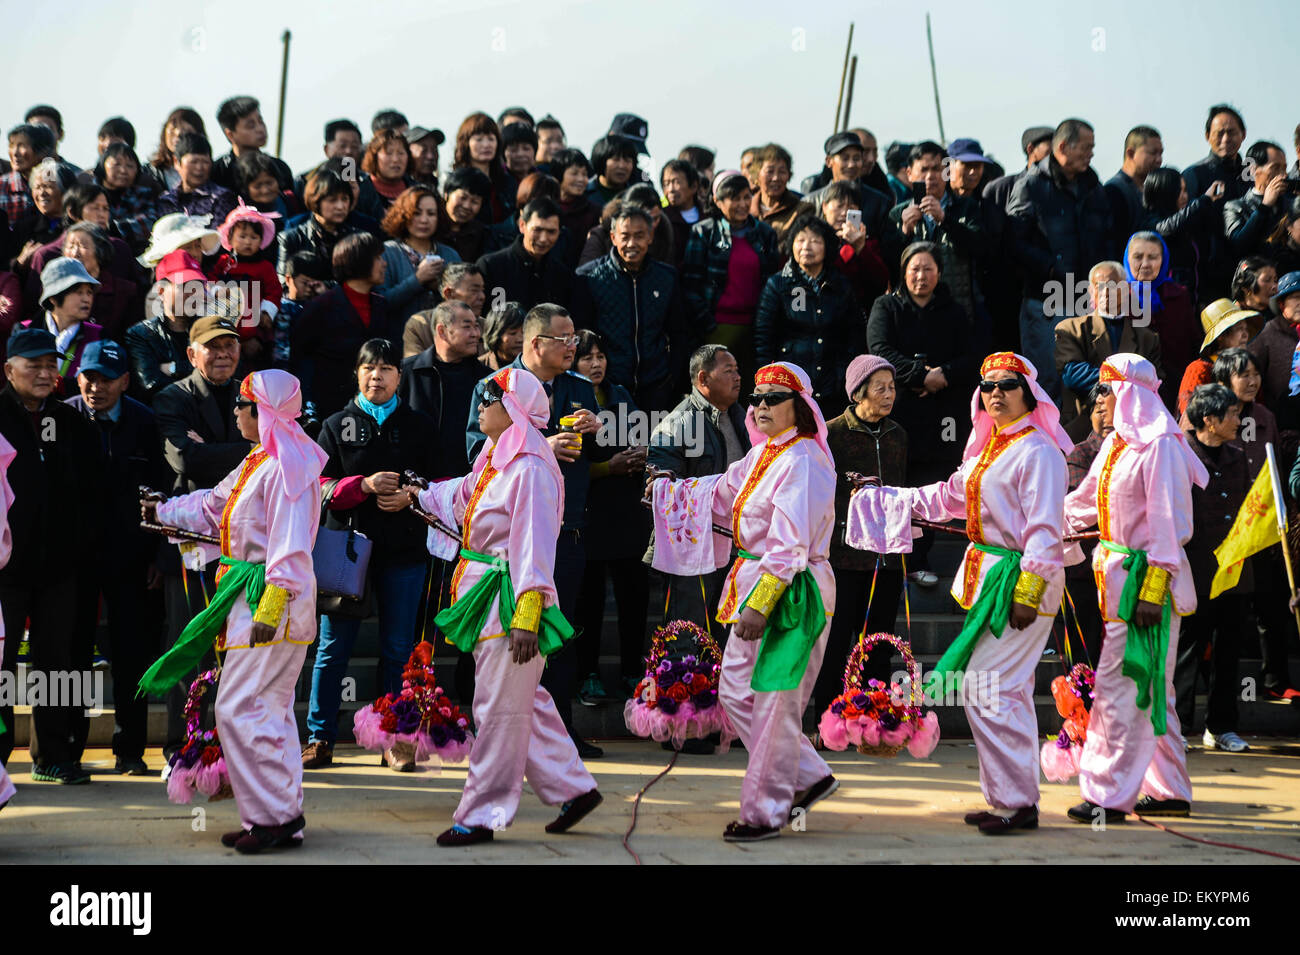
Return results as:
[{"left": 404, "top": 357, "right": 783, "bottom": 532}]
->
[
  {"left": 218, "top": 199, "right": 281, "bottom": 251},
  {"left": 845, "top": 354, "right": 895, "bottom": 401}
]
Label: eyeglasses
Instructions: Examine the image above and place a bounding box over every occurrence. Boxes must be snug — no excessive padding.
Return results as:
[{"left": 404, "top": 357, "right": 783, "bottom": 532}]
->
[
  {"left": 536, "top": 334, "right": 580, "bottom": 347},
  {"left": 745, "top": 391, "right": 798, "bottom": 407},
  {"left": 978, "top": 379, "right": 1023, "bottom": 394}
]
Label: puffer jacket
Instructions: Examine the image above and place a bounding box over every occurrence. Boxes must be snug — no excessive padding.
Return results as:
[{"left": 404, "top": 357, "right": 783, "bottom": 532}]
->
[
  {"left": 753, "top": 260, "right": 864, "bottom": 410},
  {"left": 571, "top": 250, "right": 691, "bottom": 393},
  {"left": 888, "top": 188, "right": 986, "bottom": 321},
  {"left": 1224, "top": 190, "right": 1284, "bottom": 258},
  {"left": 680, "top": 215, "right": 782, "bottom": 328},
  {"left": 1006, "top": 155, "right": 1112, "bottom": 297}
]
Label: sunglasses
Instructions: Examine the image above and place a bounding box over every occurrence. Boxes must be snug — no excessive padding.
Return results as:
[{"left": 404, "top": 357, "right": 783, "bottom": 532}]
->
[
  {"left": 745, "top": 391, "right": 798, "bottom": 408},
  {"left": 233, "top": 397, "right": 257, "bottom": 410},
  {"left": 1095, "top": 383, "right": 1112, "bottom": 397},
  {"left": 978, "top": 379, "right": 1023, "bottom": 394},
  {"left": 480, "top": 391, "right": 503, "bottom": 407}
]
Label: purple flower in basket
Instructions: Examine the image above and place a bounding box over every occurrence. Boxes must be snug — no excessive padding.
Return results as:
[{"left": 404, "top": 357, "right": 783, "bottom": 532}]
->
[
  {"left": 878, "top": 711, "right": 900, "bottom": 731},
  {"left": 866, "top": 678, "right": 885, "bottom": 690},
  {"left": 176, "top": 745, "right": 202, "bottom": 769},
  {"left": 692, "top": 692, "right": 715, "bottom": 709},
  {"left": 656, "top": 660, "right": 673, "bottom": 677},
  {"left": 851, "top": 692, "right": 869, "bottom": 709},
  {"left": 450, "top": 725, "right": 467, "bottom": 744},
  {"left": 830, "top": 700, "right": 845, "bottom": 716},
  {"left": 658, "top": 697, "right": 680, "bottom": 715},
  {"left": 430, "top": 723, "right": 450, "bottom": 747},
  {"left": 1055, "top": 733, "right": 1073, "bottom": 750},
  {"left": 681, "top": 654, "right": 697, "bottom": 669}
]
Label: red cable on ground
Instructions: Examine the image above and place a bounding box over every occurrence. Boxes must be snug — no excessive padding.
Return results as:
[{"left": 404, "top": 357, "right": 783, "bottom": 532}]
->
[
  {"left": 623, "top": 750, "right": 679, "bottom": 865},
  {"left": 1137, "top": 816, "right": 1300, "bottom": 862}
]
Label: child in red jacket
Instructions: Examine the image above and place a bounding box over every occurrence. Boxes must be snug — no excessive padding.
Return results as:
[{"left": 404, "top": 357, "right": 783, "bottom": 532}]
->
[{"left": 212, "top": 200, "right": 281, "bottom": 367}]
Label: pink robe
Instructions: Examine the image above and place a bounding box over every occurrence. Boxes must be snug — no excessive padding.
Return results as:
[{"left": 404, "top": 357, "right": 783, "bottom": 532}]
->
[
  {"left": 158, "top": 446, "right": 320, "bottom": 831},
  {"left": 1064, "top": 432, "right": 1194, "bottom": 811},
  {"left": 665, "top": 427, "right": 837, "bottom": 830},
  {"left": 898, "top": 417, "right": 1067, "bottom": 810},
  {"left": 419, "top": 447, "right": 595, "bottom": 830}
]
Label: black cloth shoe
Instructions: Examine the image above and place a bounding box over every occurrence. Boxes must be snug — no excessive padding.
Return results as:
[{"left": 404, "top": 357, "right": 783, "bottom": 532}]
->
[
  {"left": 220, "top": 828, "right": 249, "bottom": 848},
  {"left": 964, "top": 810, "right": 993, "bottom": 825},
  {"left": 545, "top": 789, "right": 603, "bottom": 833},
  {"left": 233, "top": 814, "right": 306, "bottom": 854},
  {"left": 723, "top": 820, "right": 780, "bottom": 842},
  {"left": 790, "top": 775, "right": 839, "bottom": 819},
  {"left": 1134, "top": 795, "right": 1190, "bottom": 817},
  {"left": 1068, "top": 800, "right": 1126, "bottom": 825},
  {"left": 576, "top": 738, "right": 603, "bottom": 759},
  {"left": 437, "top": 825, "right": 494, "bottom": 847},
  {"left": 978, "top": 806, "right": 1038, "bottom": 834},
  {"left": 115, "top": 757, "right": 149, "bottom": 775}
]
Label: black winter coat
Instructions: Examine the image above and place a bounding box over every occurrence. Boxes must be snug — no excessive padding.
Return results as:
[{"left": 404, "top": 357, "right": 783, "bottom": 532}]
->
[
  {"left": 291, "top": 285, "right": 397, "bottom": 418},
  {"left": 318, "top": 400, "right": 439, "bottom": 567},
  {"left": 1006, "top": 156, "right": 1113, "bottom": 296},
  {"left": 754, "top": 261, "right": 864, "bottom": 412},
  {"left": 475, "top": 237, "right": 573, "bottom": 311}
]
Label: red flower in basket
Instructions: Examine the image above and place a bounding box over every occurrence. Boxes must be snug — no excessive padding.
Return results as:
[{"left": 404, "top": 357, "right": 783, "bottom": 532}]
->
[
  {"left": 200, "top": 745, "right": 221, "bottom": 765},
  {"left": 868, "top": 690, "right": 889, "bottom": 710},
  {"left": 380, "top": 713, "right": 398, "bottom": 733},
  {"left": 689, "top": 673, "right": 711, "bottom": 694},
  {"left": 666, "top": 683, "right": 690, "bottom": 703},
  {"left": 841, "top": 702, "right": 863, "bottom": 720},
  {"left": 411, "top": 641, "right": 434, "bottom": 666}
]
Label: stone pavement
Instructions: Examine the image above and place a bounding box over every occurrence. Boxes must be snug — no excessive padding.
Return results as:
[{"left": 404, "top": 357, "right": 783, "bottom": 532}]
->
[{"left": 1, "top": 739, "right": 1297, "bottom": 864}]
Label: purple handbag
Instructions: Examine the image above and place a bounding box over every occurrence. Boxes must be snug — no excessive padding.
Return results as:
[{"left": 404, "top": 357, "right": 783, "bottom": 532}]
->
[{"left": 313, "top": 479, "right": 373, "bottom": 610}]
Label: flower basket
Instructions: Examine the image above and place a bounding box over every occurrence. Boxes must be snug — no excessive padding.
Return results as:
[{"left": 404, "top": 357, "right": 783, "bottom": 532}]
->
[
  {"left": 624, "top": 620, "right": 734, "bottom": 749},
  {"left": 163, "top": 668, "right": 233, "bottom": 804},
  {"left": 817, "top": 632, "right": 940, "bottom": 758},
  {"left": 1040, "top": 663, "right": 1095, "bottom": 781},
  {"left": 352, "top": 641, "right": 474, "bottom": 768}
]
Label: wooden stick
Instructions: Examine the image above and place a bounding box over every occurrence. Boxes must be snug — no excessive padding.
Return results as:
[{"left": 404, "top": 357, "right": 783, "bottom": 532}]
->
[
  {"left": 834, "top": 22, "right": 854, "bottom": 132},
  {"left": 140, "top": 521, "right": 219, "bottom": 546},
  {"left": 843, "top": 54, "right": 858, "bottom": 130},
  {"left": 401, "top": 471, "right": 464, "bottom": 545}
]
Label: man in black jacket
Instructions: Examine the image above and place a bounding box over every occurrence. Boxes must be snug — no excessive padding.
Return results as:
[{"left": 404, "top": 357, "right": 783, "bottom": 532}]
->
[
  {"left": 1183, "top": 105, "right": 1251, "bottom": 296},
  {"left": 571, "top": 205, "right": 691, "bottom": 413},
  {"left": 152, "top": 316, "right": 252, "bottom": 754},
  {"left": 1105, "top": 125, "right": 1164, "bottom": 246},
  {"left": 1007, "top": 118, "right": 1113, "bottom": 400},
  {"left": 1224, "top": 140, "right": 1289, "bottom": 259},
  {"left": 0, "top": 329, "right": 104, "bottom": 783},
  {"left": 64, "top": 341, "right": 169, "bottom": 774},
  {"left": 397, "top": 301, "right": 483, "bottom": 479},
  {"left": 476, "top": 197, "right": 573, "bottom": 311}
]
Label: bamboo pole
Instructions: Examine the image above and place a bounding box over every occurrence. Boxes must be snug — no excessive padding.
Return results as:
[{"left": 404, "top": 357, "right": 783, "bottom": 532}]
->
[
  {"left": 1264, "top": 444, "right": 1300, "bottom": 636},
  {"left": 925, "top": 13, "right": 946, "bottom": 145},
  {"left": 275, "top": 30, "right": 291, "bottom": 157},
  {"left": 834, "top": 23, "right": 854, "bottom": 132},
  {"left": 843, "top": 55, "right": 858, "bottom": 131}
]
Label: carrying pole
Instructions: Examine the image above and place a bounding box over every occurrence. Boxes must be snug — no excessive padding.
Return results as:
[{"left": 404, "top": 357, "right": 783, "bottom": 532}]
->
[
  {"left": 275, "top": 30, "right": 291, "bottom": 156},
  {"left": 834, "top": 23, "right": 854, "bottom": 132},
  {"left": 925, "top": 13, "right": 946, "bottom": 145}
]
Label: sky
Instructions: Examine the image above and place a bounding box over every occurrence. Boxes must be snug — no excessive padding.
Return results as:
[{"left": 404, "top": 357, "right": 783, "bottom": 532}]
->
[{"left": 7, "top": 0, "right": 1300, "bottom": 185}]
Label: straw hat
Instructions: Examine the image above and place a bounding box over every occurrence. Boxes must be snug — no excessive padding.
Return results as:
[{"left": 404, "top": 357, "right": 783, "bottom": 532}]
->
[{"left": 1198, "top": 298, "right": 1262, "bottom": 355}]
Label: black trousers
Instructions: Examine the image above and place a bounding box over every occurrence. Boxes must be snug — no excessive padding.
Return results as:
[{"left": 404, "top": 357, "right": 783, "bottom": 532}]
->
[
  {"left": 813, "top": 565, "right": 904, "bottom": 716},
  {"left": 1174, "top": 593, "right": 1244, "bottom": 737},
  {"left": 576, "top": 556, "right": 650, "bottom": 683},
  {"left": 1253, "top": 553, "right": 1295, "bottom": 691},
  {"left": 162, "top": 567, "right": 218, "bottom": 754},
  {"left": 0, "top": 577, "right": 87, "bottom": 768},
  {"left": 541, "top": 529, "right": 585, "bottom": 735}
]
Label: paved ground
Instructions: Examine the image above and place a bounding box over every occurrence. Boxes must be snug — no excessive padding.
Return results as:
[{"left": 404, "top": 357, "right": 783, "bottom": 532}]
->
[{"left": 1, "top": 738, "right": 1298, "bottom": 864}]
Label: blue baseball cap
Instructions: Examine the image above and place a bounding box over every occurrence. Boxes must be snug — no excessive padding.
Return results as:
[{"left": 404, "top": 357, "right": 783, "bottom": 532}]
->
[
  {"left": 6, "top": 327, "right": 60, "bottom": 360},
  {"left": 78, "top": 340, "right": 129, "bottom": 379},
  {"left": 947, "top": 138, "right": 992, "bottom": 164}
]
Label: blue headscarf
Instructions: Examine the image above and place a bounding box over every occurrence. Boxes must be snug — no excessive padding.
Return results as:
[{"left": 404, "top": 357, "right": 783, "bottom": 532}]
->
[{"left": 1124, "top": 231, "right": 1173, "bottom": 314}]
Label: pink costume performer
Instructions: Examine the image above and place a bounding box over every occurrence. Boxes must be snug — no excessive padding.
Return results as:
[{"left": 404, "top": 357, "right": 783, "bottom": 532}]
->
[
  {"left": 144, "top": 370, "right": 325, "bottom": 852},
  {"left": 1063, "top": 354, "right": 1207, "bottom": 822},
  {"left": 650, "top": 362, "right": 838, "bottom": 842},
  {"left": 851, "top": 352, "right": 1073, "bottom": 834},
  {"left": 418, "top": 367, "right": 599, "bottom": 846},
  {"left": 0, "top": 434, "right": 15, "bottom": 809}
]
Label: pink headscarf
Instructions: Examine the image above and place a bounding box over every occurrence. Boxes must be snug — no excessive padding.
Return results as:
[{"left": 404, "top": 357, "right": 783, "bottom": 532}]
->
[
  {"left": 745, "top": 362, "right": 834, "bottom": 468},
  {"left": 1101, "top": 353, "right": 1208, "bottom": 487},
  {"left": 239, "top": 370, "right": 328, "bottom": 500},
  {"left": 964, "top": 352, "right": 1073, "bottom": 462},
  {"left": 484, "top": 367, "right": 564, "bottom": 485}
]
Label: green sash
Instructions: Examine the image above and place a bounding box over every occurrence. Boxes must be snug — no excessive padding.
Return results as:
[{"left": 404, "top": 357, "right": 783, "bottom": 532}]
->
[
  {"left": 137, "top": 557, "right": 265, "bottom": 697},
  {"left": 434, "top": 549, "right": 573, "bottom": 657},
  {"left": 928, "top": 543, "right": 1022, "bottom": 693},
  {"left": 735, "top": 549, "right": 827, "bottom": 692},
  {"left": 1100, "top": 539, "right": 1171, "bottom": 735}
]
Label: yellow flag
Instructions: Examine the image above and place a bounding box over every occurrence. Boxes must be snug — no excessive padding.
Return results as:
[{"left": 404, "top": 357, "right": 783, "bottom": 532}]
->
[{"left": 1210, "top": 465, "right": 1280, "bottom": 598}]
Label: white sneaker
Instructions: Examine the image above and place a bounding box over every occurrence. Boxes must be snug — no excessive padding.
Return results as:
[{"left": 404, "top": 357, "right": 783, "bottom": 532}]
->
[
  {"left": 1203, "top": 729, "right": 1250, "bottom": 752},
  {"left": 907, "top": 569, "right": 939, "bottom": 588}
]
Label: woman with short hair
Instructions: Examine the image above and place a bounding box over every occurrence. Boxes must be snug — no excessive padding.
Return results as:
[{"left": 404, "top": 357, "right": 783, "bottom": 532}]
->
[
  {"left": 452, "top": 112, "right": 515, "bottom": 225},
  {"left": 93, "top": 142, "right": 160, "bottom": 254},
  {"left": 480, "top": 301, "right": 526, "bottom": 371},
  {"left": 358, "top": 129, "right": 416, "bottom": 221},
  {"left": 276, "top": 169, "right": 364, "bottom": 274},
  {"left": 378, "top": 185, "right": 462, "bottom": 328},
  {"left": 147, "top": 107, "right": 206, "bottom": 192}
]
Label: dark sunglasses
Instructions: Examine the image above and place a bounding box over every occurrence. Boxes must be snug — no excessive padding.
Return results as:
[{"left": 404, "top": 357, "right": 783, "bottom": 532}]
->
[
  {"left": 745, "top": 391, "right": 798, "bottom": 408},
  {"left": 233, "top": 397, "right": 257, "bottom": 410},
  {"left": 978, "top": 379, "right": 1024, "bottom": 394},
  {"left": 480, "top": 391, "right": 503, "bottom": 407},
  {"left": 1095, "top": 383, "right": 1112, "bottom": 397}
]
